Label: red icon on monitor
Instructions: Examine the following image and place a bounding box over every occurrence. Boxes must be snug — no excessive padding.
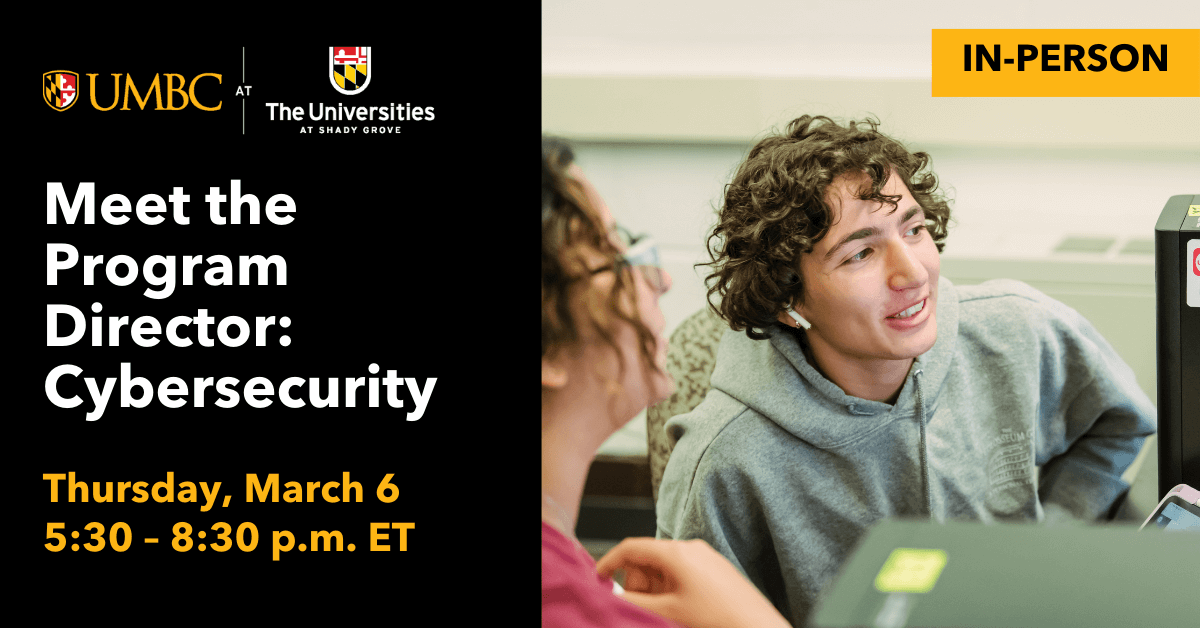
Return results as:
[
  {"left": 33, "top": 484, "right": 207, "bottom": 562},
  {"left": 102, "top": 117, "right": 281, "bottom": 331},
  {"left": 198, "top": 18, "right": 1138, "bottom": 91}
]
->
[{"left": 1193, "top": 248, "right": 1199, "bottom": 276}]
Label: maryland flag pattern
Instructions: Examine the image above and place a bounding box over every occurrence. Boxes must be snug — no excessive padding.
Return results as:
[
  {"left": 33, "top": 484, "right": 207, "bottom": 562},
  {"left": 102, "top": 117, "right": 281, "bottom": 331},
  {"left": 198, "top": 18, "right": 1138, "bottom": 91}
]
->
[
  {"left": 330, "top": 47, "right": 371, "bottom": 95},
  {"left": 44, "top": 71, "right": 80, "bottom": 111}
]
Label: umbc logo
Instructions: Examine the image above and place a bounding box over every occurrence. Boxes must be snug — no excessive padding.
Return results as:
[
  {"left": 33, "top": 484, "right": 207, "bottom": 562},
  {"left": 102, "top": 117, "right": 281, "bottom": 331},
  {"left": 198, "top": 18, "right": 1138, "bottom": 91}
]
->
[
  {"left": 330, "top": 47, "right": 370, "bottom": 95},
  {"left": 44, "top": 71, "right": 80, "bottom": 111},
  {"left": 41, "top": 72, "right": 222, "bottom": 111}
]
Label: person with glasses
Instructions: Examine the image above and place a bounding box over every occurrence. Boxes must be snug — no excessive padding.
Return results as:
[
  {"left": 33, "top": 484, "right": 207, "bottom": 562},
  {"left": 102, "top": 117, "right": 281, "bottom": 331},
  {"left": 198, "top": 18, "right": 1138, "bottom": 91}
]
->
[
  {"left": 655, "top": 115, "right": 1156, "bottom": 628},
  {"left": 541, "top": 135, "right": 791, "bottom": 628}
]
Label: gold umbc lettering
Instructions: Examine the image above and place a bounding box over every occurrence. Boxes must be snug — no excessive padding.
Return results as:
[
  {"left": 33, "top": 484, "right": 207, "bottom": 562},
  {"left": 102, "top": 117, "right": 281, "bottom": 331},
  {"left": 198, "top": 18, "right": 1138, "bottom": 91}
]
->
[{"left": 85, "top": 73, "right": 223, "bottom": 111}]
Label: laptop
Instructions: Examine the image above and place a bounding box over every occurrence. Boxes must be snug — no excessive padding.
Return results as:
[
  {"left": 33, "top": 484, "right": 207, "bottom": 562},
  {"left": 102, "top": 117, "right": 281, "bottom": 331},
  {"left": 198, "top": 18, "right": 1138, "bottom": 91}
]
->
[{"left": 811, "top": 517, "right": 1199, "bottom": 628}]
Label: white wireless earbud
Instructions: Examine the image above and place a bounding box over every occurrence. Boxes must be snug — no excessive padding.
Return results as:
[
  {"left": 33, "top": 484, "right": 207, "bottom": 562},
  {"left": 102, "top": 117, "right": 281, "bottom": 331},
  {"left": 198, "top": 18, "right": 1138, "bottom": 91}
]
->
[{"left": 784, "top": 305, "right": 812, "bottom": 330}]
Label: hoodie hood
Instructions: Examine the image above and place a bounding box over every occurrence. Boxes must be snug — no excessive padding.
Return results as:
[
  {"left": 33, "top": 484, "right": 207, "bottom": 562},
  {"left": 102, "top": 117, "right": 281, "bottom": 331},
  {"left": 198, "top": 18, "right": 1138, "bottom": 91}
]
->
[{"left": 708, "top": 275, "right": 959, "bottom": 449}]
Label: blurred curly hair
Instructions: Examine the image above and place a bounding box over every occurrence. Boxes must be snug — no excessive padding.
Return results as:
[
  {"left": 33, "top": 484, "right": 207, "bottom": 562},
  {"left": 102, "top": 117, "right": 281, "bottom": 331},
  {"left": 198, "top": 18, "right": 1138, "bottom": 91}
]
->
[
  {"left": 541, "top": 135, "right": 657, "bottom": 380},
  {"left": 704, "top": 115, "right": 952, "bottom": 339}
]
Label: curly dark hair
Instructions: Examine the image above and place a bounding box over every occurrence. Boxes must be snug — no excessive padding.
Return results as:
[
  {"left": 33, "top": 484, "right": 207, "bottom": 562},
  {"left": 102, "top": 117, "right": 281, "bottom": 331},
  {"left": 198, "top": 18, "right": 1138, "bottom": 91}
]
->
[
  {"left": 541, "top": 135, "right": 657, "bottom": 381},
  {"left": 704, "top": 115, "right": 952, "bottom": 339}
]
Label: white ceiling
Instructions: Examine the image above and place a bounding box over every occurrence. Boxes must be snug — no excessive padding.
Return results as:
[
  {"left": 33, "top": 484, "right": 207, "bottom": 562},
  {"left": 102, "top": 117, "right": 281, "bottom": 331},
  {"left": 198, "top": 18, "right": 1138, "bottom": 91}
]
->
[{"left": 543, "top": 1, "right": 1200, "bottom": 79}]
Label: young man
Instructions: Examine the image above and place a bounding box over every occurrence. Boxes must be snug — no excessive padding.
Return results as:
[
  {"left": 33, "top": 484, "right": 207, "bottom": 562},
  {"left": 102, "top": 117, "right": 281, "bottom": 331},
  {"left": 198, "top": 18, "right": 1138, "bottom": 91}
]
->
[{"left": 654, "top": 116, "right": 1157, "bottom": 628}]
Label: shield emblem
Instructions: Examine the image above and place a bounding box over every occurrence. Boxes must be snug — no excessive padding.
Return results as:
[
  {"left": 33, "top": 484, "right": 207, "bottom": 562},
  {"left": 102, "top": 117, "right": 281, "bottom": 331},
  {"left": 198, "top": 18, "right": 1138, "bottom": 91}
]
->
[
  {"left": 44, "top": 71, "right": 80, "bottom": 111},
  {"left": 329, "top": 47, "right": 371, "bottom": 95}
]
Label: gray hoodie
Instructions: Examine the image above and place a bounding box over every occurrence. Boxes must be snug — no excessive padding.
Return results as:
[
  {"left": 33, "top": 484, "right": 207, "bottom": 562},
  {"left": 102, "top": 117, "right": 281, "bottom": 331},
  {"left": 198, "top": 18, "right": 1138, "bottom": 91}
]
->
[{"left": 655, "top": 276, "right": 1156, "bottom": 627}]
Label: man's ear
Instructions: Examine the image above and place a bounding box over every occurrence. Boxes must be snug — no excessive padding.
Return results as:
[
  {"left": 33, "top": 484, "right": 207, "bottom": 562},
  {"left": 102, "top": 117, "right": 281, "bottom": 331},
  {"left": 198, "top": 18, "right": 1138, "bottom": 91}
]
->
[
  {"left": 542, "top": 354, "right": 569, "bottom": 388},
  {"left": 777, "top": 302, "right": 813, "bottom": 330}
]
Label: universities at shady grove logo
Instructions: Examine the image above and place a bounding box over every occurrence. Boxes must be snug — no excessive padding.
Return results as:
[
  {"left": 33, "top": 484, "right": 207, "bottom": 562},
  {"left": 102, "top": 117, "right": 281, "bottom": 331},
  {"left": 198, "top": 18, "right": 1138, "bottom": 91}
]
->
[
  {"left": 44, "top": 71, "right": 79, "bottom": 111},
  {"left": 330, "top": 47, "right": 370, "bottom": 95}
]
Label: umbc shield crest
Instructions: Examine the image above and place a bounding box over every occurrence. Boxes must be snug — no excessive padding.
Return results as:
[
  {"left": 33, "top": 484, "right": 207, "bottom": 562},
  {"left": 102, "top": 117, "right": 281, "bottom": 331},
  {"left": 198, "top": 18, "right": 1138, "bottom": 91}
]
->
[
  {"left": 44, "top": 71, "right": 80, "bottom": 111},
  {"left": 330, "top": 47, "right": 371, "bottom": 95}
]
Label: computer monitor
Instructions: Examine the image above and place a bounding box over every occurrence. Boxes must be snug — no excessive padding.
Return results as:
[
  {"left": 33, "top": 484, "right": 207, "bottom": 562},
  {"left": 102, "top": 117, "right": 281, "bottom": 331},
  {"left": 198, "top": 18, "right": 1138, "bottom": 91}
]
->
[{"left": 1154, "top": 194, "right": 1200, "bottom": 498}]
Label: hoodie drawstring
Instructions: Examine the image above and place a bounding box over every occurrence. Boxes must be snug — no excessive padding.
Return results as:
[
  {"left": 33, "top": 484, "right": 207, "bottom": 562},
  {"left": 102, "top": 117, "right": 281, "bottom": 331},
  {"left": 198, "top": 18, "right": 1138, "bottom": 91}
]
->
[{"left": 914, "top": 368, "right": 932, "bottom": 517}]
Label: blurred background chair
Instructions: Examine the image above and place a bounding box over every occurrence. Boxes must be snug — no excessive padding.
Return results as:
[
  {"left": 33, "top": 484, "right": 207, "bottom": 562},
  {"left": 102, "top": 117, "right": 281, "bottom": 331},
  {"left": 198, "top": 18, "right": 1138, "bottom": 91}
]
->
[{"left": 647, "top": 306, "right": 728, "bottom": 502}]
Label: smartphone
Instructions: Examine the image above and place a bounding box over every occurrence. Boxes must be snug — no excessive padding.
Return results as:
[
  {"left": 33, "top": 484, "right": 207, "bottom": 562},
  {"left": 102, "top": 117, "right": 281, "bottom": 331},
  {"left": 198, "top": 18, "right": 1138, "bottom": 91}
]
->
[{"left": 1140, "top": 484, "right": 1200, "bottom": 531}]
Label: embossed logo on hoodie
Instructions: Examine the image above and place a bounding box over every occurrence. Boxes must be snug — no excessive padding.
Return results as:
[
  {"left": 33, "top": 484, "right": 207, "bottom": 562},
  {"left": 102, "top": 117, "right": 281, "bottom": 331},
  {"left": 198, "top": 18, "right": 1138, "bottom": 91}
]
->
[{"left": 987, "top": 428, "right": 1034, "bottom": 495}]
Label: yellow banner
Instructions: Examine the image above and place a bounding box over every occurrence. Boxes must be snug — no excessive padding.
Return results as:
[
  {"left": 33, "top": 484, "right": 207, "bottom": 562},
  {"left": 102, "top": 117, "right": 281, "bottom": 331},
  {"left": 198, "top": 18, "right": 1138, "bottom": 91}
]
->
[{"left": 932, "top": 29, "right": 1199, "bottom": 96}]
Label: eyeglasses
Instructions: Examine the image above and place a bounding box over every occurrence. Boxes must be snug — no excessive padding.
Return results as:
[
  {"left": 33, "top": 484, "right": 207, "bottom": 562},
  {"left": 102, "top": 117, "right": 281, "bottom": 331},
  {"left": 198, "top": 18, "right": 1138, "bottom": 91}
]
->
[{"left": 590, "top": 226, "right": 669, "bottom": 294}]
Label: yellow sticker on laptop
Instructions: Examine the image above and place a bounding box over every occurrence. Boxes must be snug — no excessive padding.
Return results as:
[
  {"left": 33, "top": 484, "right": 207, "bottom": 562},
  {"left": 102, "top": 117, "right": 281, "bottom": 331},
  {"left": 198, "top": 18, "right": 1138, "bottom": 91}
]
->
[
  {"left": 1189, "top": 205, "right": 1200, "bottom": 216},
  {"left": 874, "top": 548, "right": 948, "bottom": 593}
]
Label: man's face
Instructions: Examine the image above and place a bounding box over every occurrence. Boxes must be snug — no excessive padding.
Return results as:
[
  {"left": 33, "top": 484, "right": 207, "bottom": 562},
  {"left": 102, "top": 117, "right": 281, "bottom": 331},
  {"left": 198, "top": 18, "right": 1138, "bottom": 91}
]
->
[{"left": 789, "top": 169, "right": 940, "bottom": 369}]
